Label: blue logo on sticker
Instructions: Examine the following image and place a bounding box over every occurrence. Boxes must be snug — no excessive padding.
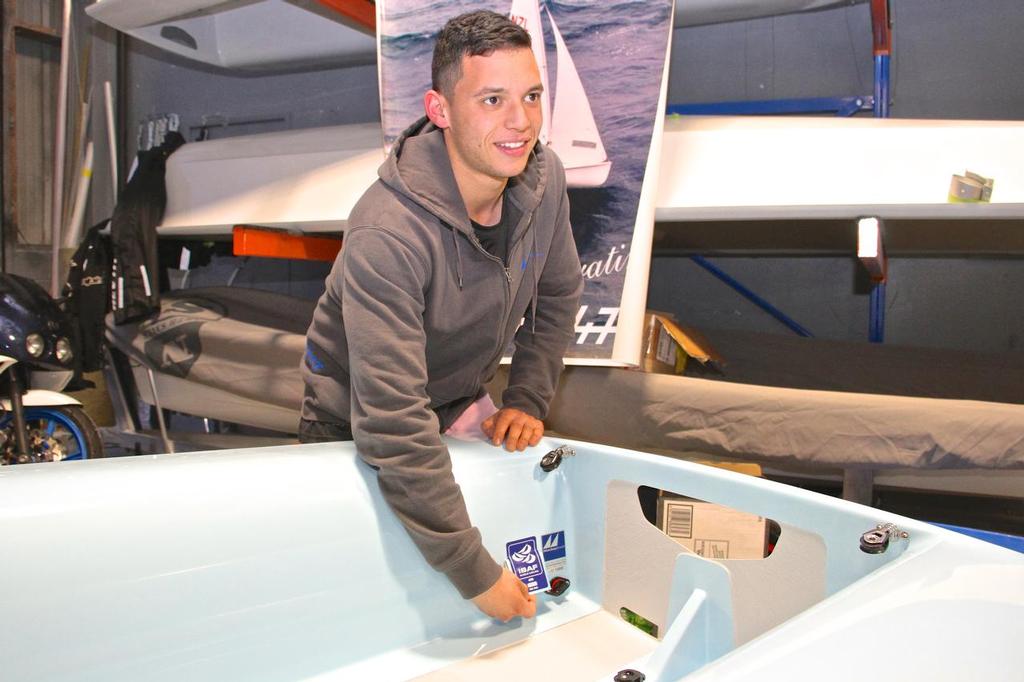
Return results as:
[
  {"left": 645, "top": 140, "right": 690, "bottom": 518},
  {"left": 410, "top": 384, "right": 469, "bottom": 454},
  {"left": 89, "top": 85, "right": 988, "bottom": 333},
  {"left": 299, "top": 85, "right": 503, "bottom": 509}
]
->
[
  {"left": 506, "top": 536, "right": 549, "bottom": 593},
  {"left": 541, "top": 531, "right": 566, "bottom": 561}
]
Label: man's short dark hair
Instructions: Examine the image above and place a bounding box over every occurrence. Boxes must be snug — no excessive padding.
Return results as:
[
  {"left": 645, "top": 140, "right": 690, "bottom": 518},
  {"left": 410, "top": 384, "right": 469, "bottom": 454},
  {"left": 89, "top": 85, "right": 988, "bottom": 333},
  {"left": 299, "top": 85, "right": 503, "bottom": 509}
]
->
[{"left": 432, "top": 10, "right": 532, "bottom": 97}]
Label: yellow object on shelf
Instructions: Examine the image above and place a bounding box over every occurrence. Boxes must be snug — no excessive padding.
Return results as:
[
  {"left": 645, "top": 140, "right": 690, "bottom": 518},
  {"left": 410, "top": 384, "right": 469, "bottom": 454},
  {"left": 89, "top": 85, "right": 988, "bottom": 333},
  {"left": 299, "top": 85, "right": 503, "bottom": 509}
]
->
[{"left": 949, "top": 170, "right": 994, "bottom": 203}]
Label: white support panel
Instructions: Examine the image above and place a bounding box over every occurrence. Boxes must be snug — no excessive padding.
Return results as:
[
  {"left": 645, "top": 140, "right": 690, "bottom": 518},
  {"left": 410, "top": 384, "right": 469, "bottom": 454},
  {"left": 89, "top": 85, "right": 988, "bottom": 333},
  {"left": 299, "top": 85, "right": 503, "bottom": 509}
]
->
[
  {"left": 655, "top": 116, "right": 1024, "bottom": 221},
  {"left": 159, "top": 123, "right": 383, "bottom": 237}
]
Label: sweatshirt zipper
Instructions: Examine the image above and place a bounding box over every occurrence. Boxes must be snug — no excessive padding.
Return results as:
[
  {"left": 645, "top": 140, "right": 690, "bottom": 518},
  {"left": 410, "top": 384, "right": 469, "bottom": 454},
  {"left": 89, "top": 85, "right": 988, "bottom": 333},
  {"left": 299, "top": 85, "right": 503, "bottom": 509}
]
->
[{"left": 463, "top": 228, "right": 523, "bottom": 372}]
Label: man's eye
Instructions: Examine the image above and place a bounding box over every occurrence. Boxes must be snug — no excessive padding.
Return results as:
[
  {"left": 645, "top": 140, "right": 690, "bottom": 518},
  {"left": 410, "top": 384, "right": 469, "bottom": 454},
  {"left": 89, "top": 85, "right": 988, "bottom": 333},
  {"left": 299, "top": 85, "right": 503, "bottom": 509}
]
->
[
  {"left": 483, "top": 96, "right": 500, "bottom": 105},
  {"left": 525, "top": 92, "right": 541, "bottom": 103}
]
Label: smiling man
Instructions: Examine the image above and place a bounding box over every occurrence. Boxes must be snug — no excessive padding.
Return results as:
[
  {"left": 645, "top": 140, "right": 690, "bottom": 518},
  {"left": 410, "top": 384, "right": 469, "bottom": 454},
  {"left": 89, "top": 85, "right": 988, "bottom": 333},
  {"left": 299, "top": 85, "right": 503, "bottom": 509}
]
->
[{"left": 300, "top": 11, "right": 583, "bottom": 621}]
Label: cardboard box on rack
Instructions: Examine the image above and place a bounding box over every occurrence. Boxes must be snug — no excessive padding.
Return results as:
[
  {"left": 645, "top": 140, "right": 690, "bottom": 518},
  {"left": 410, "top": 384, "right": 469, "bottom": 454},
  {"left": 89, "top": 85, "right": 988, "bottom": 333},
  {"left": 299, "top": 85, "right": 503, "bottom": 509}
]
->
[
  {"left": 655, "top": 492, "right": 769, "bottom": 560},
  {"left": 642, "top": 311, "right": 723, "bottom": 375}
]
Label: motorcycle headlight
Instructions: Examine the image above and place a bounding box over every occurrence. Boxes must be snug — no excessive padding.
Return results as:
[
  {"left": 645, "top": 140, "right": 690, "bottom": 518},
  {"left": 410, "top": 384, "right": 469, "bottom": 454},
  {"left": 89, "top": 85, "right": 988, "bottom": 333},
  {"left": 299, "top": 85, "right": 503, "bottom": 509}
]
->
[
  {"left": 55, "top": 337, "right": 73, "bottom": 364},
  {"left": 25, "top": 333, "right": 45, "bottom": 358}
]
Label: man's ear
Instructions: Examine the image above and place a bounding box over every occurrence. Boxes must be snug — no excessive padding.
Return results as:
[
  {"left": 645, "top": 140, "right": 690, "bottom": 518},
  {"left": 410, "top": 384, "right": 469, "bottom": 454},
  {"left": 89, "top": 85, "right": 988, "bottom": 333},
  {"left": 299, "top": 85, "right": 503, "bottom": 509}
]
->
[{"left": 424, "top": 89, "right": 450, "bottom": 129}]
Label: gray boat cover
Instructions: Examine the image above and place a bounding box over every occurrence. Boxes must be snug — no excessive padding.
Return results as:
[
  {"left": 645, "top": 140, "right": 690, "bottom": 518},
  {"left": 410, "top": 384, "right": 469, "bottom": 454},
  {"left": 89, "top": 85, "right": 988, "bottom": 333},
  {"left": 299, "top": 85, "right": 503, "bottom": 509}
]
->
[
  {"left": 107, "top": 287, "right": 1024, "bottom": 470},
  {"left": 538, "top": 367, "right": 1024, "bottom": 471},
  {"left": 105, "top": 287, "right": 313, "bottom": 417}
]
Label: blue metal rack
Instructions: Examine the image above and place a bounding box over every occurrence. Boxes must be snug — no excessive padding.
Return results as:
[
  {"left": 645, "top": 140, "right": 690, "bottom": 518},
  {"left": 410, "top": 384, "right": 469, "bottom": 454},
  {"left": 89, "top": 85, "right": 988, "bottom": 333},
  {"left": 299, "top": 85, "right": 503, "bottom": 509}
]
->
[
  {"left": 690, "top": 255, "right": 813, "bottom": 338},
  {"left": 868, "top": 0, "right": 892, "bottom": 343},
  {"left": 666, "top": 96, "right": 873, "bottom": 118}
]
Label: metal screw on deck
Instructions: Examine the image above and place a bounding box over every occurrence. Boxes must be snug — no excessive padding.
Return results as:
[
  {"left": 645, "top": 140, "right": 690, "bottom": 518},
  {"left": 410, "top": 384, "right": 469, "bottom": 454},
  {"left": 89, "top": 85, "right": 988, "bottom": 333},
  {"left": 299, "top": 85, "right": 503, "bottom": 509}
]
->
[{"left": 614, "top": 670, "right": 646, "bottom": 682}]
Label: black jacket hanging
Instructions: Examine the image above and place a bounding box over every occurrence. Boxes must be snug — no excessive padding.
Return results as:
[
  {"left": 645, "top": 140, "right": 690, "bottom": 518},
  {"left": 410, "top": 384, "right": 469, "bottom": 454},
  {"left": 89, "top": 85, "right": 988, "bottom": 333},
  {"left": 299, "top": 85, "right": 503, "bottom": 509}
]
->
[
  {"left": 61, "top": 219, "right": 112, "bottom": 373},
  {"left": 110, "top": 131, "right": 185, "bottom": 325}
]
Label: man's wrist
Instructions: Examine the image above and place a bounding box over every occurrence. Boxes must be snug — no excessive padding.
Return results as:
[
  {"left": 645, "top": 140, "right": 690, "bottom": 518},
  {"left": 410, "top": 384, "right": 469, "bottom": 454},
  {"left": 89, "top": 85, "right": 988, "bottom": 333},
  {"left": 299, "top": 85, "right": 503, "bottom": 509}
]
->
[{"left": 499, "top": 389, "right": 544, "bottom": 419}]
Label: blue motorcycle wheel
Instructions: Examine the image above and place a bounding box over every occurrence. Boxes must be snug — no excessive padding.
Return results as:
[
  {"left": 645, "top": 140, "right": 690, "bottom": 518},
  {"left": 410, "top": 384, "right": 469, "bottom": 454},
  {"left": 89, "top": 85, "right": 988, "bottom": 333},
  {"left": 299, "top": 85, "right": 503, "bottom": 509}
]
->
[{"left": 0, "top": 406, "right": 103, "bottom": 463}]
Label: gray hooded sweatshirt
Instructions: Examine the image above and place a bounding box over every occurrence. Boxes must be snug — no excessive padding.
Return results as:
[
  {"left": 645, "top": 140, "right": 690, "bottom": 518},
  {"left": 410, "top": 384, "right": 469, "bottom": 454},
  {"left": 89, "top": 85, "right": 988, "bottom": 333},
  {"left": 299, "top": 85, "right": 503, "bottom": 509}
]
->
[{"left": 301, "top": 117, "right": 583, "bottom": 598}]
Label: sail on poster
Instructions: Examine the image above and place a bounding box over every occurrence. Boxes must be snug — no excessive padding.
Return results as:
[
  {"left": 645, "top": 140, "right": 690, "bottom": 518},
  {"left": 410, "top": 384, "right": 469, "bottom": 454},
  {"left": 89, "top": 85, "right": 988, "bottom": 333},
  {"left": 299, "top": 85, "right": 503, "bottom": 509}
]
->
[{"left": 377, "top": 0, "right": 674, "bottom": 364}]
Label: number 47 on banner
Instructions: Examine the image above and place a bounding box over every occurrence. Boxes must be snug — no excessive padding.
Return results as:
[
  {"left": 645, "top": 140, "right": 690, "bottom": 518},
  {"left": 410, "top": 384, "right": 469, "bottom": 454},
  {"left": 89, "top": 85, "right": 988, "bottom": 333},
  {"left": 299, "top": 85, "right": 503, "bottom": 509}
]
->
[{"left": 574, "top": 306, "right": 618, "bottom": 345}]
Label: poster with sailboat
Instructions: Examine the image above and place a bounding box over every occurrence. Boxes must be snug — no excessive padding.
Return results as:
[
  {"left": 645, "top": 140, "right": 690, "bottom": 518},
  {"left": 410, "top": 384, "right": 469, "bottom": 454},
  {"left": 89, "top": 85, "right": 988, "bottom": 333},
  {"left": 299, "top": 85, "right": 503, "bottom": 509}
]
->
[{"left": 377, "top": 0, "right": 674, "bottom": 363}]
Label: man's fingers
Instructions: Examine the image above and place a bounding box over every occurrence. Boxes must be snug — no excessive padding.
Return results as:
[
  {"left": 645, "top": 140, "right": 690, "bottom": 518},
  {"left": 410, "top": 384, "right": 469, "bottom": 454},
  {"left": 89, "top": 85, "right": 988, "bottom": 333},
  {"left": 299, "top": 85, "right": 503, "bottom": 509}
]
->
[
  {"left": 516, "top": 421, "right": 542, "bottom": 451},
  {"left": 481, "top": 409, "right": 545, "bottom": 451},
  {"left": 490, "top": 411, "right": 514, "bottom": 446},
  {"left": 521, "top": 594, "right": 537, "bottom": 618},
  {"left": 504, "top": 421, "right": 526, "bottom": 451},
  {"left": 472, "top": 569, "right": 539, "bottom": 622},
  {"left": 516, "top": 579, "right": 535, "bottom": 617},
  {"left": 514, "top": 426, "right": 533, "bottom": 452},
  {"left": 480, "top": 414, "right": 495, "bottom": 437}
]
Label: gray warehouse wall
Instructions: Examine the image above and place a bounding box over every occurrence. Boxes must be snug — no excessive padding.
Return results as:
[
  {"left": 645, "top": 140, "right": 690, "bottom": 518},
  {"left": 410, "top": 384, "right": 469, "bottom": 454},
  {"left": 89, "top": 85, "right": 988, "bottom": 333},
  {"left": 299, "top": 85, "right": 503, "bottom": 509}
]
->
[
  {"left": 669, "top": 0, "right": 1024, "bottom": 119},
  {"left": 122, "top": 41, "right": 380, "bottom": 160},
  {"left": 647, "top": 256, "right": 1024, "bottom": 354}
]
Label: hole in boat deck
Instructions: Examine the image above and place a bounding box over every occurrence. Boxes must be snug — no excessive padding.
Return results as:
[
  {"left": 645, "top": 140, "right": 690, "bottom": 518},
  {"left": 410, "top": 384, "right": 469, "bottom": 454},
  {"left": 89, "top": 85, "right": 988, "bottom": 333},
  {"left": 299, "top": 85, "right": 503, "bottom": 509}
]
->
[
  {"left": 638, "top": 485, "right": 781, "bottom": 559},
  {"left": 619, "top": 606, "right": 659, "bottom": 637}
]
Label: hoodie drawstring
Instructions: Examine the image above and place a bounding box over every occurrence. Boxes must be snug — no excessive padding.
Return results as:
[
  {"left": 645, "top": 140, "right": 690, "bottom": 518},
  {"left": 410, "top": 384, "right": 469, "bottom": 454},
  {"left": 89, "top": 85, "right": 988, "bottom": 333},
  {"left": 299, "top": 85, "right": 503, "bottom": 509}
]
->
[
  {"left": 529, "top": 228, "right": 539, "bottom": 333},
  {"left": 452, "top": 229, "right": 464, "bottom": 290}
]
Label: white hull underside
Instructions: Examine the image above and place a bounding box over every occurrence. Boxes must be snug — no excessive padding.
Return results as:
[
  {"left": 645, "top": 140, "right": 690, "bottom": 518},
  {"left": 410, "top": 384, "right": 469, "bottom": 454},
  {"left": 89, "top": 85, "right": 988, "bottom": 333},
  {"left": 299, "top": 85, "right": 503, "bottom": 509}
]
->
[{"left": 86, "top": 0, "right": 865, "bottom": 71}]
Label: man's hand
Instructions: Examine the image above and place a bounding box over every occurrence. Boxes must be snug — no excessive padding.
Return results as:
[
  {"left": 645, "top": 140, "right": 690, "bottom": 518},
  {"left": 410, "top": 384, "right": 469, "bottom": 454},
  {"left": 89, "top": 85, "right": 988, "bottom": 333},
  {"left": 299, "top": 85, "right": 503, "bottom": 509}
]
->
[
  {"left": 471, "top": 567, "right": 537, "bottom": 622},
  {"left": 481, "top": 407, "right": 544, "bottom": 451}
]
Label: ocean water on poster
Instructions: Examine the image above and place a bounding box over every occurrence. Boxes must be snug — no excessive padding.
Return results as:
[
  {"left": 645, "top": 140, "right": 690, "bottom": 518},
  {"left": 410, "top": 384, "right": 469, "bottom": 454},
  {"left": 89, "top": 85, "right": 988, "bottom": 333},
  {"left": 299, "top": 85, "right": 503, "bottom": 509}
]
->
[{"left": 380, "top": 0, "right": 672, "bottom": 359}]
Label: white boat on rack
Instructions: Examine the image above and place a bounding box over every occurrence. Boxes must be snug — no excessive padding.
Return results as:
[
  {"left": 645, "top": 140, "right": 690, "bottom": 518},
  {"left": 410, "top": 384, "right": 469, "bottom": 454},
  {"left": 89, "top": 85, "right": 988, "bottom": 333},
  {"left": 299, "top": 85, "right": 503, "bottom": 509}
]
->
[
  {"left": 85, "top": 0, "right": 868, "bottom": 72},
  {"left": 1, "top": 437, "right": 1021, "bottom": 680},
  {"left": 85, "top": 0, "right": 376, "bottom": 70},
  {"left": 152, "top": 115, "right": 1024, "bottom": 236}
]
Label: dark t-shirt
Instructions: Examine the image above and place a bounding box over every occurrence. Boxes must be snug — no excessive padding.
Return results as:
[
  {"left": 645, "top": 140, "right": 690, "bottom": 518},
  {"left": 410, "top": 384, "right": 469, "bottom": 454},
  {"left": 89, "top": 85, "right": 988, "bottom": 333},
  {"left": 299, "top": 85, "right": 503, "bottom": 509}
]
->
[{"left": 471, "top": 195, "right": 519, "bottom": 266}]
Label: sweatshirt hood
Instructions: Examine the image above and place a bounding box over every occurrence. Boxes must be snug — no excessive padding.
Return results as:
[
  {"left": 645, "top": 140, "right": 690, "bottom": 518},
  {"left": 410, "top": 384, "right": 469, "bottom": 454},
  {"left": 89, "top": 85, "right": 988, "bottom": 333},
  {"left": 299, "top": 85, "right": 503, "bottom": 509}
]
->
[{"left": 379, "top": 116, "right": 549, "bottom": 241}]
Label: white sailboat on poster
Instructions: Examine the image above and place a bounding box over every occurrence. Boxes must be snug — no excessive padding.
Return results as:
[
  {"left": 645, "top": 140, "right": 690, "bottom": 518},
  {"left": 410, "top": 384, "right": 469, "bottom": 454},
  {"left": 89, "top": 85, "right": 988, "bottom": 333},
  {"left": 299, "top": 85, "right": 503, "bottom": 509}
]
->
[{"left": 510, "top": 0, "right": 613, "bottom": 188}]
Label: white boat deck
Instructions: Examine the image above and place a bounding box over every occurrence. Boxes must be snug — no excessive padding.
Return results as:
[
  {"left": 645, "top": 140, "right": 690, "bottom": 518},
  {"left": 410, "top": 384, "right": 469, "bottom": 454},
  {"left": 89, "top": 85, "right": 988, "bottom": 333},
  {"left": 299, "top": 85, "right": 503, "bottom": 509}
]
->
[{"left": 412, "top": 611, "right": 657, "bottom": 681}]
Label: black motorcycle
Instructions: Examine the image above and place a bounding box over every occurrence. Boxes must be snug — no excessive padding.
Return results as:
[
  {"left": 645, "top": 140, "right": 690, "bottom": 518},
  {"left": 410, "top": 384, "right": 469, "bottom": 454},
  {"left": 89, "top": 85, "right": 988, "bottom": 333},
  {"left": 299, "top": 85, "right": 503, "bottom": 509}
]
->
[{"left": 0, "top": 273, "right": 102, "bottom": 464}]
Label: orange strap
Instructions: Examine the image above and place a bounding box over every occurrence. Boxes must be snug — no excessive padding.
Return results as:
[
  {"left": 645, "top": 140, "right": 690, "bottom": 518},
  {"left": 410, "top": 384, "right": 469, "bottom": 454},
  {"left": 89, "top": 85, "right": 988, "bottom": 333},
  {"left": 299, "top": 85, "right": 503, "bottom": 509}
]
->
[
  {"left": 314, "top": 0, "right": 375, "bottom": 33},
  {"left": 232, "top": 225, "right": 342, "bottom": 262}
]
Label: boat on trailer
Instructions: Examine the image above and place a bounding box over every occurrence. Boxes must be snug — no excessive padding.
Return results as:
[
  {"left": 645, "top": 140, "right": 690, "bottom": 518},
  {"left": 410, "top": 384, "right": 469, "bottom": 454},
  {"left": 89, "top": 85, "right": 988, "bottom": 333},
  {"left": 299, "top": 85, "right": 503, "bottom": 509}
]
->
[{"left": 1, "top": 437, "right": 1021, "bottom": 680}]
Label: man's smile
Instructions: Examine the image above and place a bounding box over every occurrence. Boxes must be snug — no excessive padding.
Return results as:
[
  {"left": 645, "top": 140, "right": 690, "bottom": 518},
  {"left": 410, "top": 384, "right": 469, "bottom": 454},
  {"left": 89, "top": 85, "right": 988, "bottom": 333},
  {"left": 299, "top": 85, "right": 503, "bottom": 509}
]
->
[{"left": 495, "top": 139, "right": 530, "bottom": 156}]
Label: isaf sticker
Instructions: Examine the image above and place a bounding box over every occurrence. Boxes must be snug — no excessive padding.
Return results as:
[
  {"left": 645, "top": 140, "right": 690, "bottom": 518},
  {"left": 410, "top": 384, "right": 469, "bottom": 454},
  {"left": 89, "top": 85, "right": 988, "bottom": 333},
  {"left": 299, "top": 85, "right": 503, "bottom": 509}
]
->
[{"left": 505, "top": 536, "right": 549, "bottom": 593}]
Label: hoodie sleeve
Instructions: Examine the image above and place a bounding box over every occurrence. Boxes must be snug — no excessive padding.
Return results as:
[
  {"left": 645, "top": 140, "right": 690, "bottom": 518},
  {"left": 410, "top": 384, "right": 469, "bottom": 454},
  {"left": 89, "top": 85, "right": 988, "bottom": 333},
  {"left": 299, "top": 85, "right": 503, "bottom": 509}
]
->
[
  {"left": 502, "top": 179, "right": 584, "bottom": 418},
  {"left": 342, "top": 227, "right": 503, "bottom": 600}
]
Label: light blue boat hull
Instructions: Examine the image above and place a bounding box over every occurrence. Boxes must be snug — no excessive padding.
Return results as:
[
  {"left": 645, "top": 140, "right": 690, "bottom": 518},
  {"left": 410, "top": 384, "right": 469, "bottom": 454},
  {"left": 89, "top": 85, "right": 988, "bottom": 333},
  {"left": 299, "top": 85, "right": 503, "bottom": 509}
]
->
[{"left": 1, "top": 438, "right": 1021, "bottom": 680}]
